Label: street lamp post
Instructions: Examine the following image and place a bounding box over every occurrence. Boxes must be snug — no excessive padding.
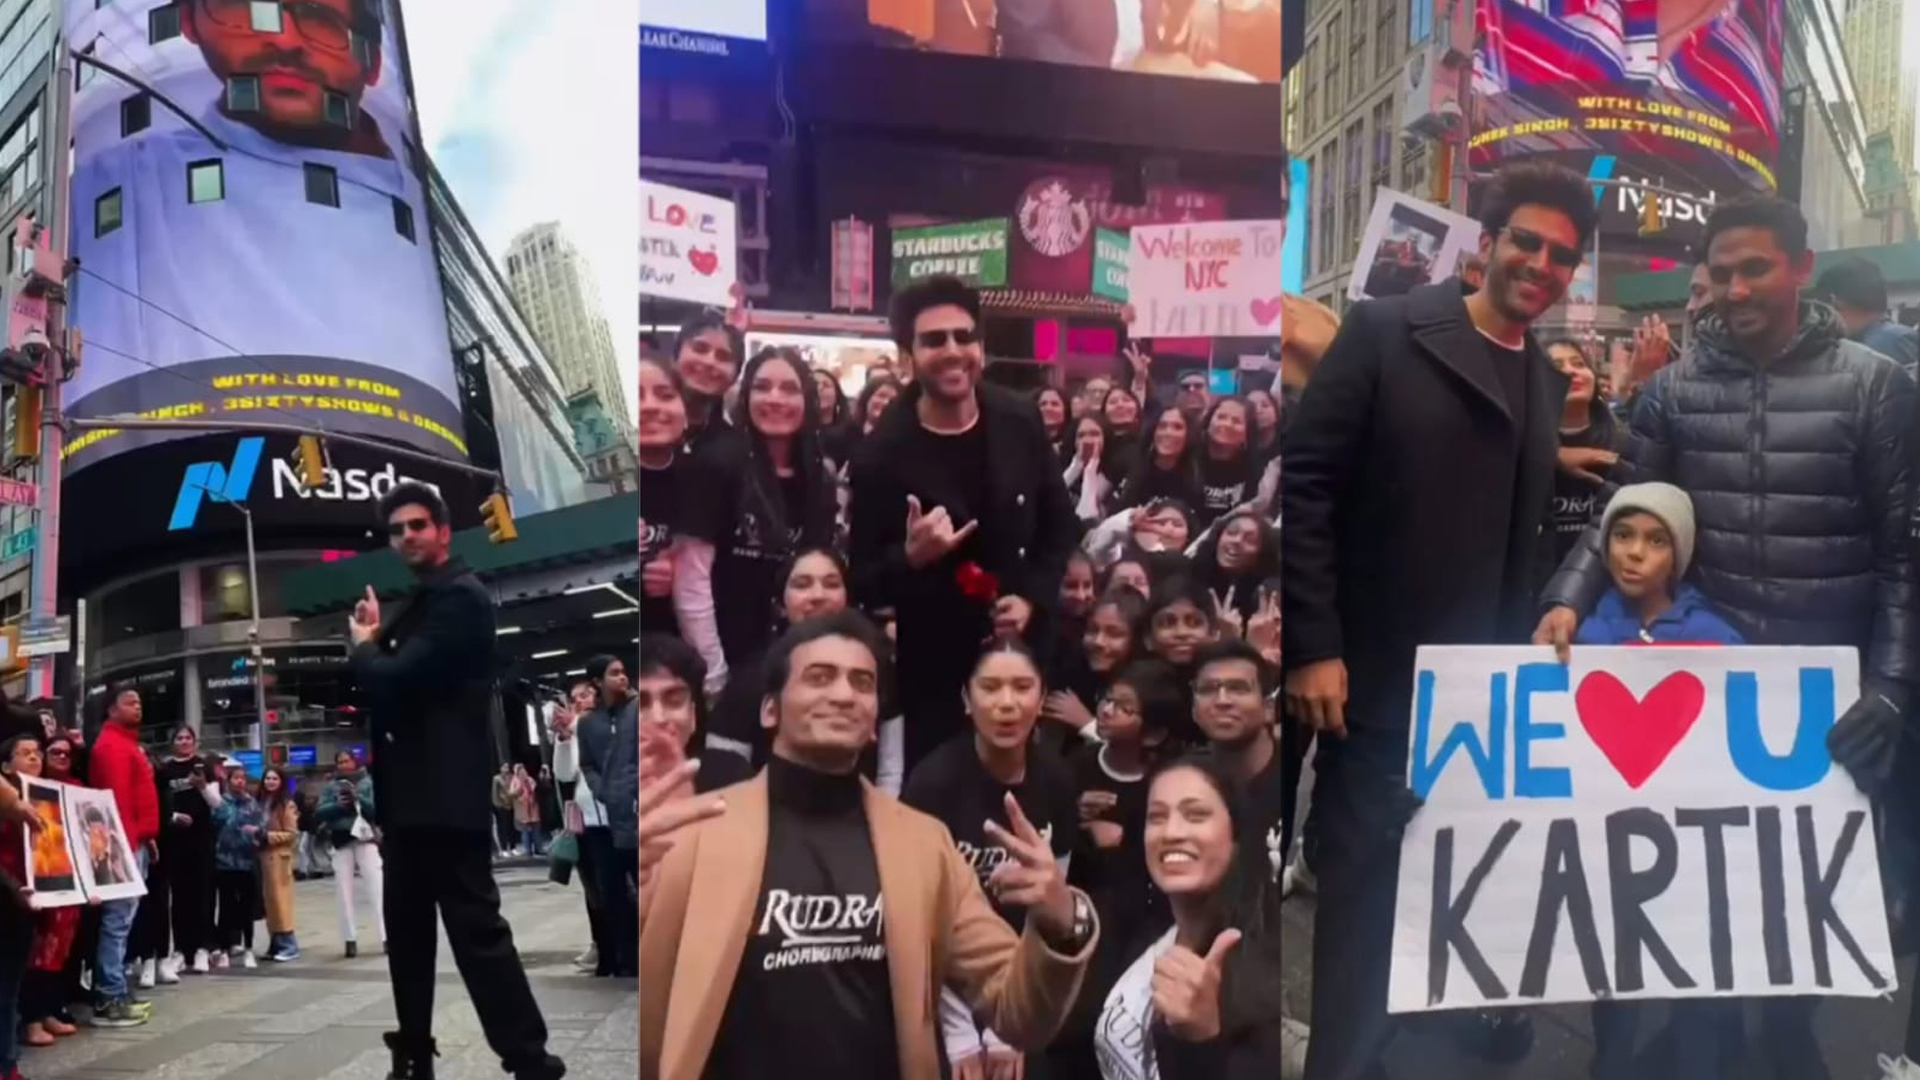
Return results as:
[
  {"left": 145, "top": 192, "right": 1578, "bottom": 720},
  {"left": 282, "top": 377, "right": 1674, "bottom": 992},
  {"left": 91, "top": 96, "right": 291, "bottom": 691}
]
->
[{"left": 195, "top": 486, "right": 267, "bottom": 752}]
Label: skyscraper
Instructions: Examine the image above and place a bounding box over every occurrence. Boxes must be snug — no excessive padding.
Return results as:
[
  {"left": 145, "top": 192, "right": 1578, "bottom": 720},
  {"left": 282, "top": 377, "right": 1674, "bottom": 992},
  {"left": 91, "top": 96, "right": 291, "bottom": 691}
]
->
[
  {"left": 504, "top": 222, "right": 632, "bottom": 438},
  {"left": 1841, "top": 0, "right": 1917, "bottom": 226}
]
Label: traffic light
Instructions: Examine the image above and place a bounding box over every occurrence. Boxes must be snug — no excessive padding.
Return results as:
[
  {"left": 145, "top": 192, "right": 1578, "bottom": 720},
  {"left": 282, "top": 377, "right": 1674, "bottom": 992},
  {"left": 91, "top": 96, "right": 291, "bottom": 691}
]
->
[
  {"left": 10, "top": 384, "right": 39, "bottom": 461},
  {"left": 295, "top": 435, "right": 326, "bottom": 487},
  {"left": 1638, "top": 192, "right": 1664, "bottom": 237},
  {"left": 480, "top": 492, "right": 518, "bottom": 543}
]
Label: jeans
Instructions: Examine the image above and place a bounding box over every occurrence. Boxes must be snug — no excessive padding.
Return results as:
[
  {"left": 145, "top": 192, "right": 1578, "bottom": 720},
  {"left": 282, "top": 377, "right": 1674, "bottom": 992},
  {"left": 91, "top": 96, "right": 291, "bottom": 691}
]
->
[
  {"left": 517, "top": 826, "right": 541, "bottom": 855},
  {"left": 95, "top": 849, "right": 148, "bottom": 1000},
  {"left": 330, "top": 841, "right": 385, "bottom": 945}
]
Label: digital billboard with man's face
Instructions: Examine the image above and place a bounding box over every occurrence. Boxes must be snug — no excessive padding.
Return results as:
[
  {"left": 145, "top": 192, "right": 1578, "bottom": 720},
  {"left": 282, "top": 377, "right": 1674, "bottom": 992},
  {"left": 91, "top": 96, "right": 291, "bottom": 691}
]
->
[
  {"left": 1472, "top": 0, "right": 1783, "bottom": 195},
  {"left": 62, "top": 0, "right": 466, "bottom": 473}
]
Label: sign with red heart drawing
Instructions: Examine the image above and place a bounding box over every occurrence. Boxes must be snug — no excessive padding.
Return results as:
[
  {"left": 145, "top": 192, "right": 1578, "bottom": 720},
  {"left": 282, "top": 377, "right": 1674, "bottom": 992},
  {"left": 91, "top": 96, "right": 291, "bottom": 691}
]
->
[
  {"left": 640, "top": 180, "right": 737, "bottom": 307},
  {"left": 1387, "top": 646, "right": 1893, "bottom": 1013},
  {"left": 1124, "top": 219, "right": 1284, "bottom": 340}
]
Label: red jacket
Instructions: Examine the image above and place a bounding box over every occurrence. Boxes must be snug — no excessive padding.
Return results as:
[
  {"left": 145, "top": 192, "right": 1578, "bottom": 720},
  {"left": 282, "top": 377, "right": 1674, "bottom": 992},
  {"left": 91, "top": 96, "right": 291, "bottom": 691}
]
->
[{"left": 90, "top": 723, "right": 158, "bottom": 846}]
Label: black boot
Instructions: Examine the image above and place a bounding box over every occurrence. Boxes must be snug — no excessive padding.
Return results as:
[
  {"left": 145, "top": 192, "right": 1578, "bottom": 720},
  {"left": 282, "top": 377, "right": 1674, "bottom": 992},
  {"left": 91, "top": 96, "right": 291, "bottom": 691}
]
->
[
  {"left": 510, "top": 1054, "right": 564, "bottom": 1080},
  {"left": 382, "top": 1032, "right": 437, "bottom": 1080},
  {"left": 344, "top": 941, "right": 357, "bottom": 959}
]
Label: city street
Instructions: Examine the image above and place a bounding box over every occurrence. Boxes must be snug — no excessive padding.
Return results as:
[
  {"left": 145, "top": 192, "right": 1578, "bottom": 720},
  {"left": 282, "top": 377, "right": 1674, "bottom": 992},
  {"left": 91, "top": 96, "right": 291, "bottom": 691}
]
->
[{"left": 19, "top": 866, "right": 634, "bottom": 1080}]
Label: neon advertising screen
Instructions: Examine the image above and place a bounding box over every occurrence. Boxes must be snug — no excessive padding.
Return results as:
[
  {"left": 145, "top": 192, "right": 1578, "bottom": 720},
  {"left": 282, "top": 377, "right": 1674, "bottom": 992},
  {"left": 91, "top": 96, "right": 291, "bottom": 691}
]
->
[{"left": 1472, "top": 0, "right": 1784, "bottom": 195}]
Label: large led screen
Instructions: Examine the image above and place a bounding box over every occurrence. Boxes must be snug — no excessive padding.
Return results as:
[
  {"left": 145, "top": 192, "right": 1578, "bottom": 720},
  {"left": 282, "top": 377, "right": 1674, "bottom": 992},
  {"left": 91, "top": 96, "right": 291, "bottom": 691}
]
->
[
  {"left": 1472, "top": 0, "right": 1783, "bottom": 194},
  {"left": 855, "top": 0, "right": 1287, "bottom": 83},
  {"left": 62, "top": 0, "right": 466, "bottom": 472}
]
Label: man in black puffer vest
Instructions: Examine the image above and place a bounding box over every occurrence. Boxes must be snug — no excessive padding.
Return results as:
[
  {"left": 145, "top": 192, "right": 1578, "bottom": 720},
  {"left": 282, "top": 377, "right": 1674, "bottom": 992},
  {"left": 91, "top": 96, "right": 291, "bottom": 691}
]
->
[{"left": 1536, "top": 195, "right": 1917, "bottom": 1076}]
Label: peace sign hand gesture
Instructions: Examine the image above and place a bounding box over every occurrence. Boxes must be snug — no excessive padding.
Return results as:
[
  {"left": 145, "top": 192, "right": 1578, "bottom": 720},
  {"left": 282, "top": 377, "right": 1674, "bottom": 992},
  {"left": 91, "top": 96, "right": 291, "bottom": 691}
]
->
[
  {"left": 1151, "top": 929, "right": 1243, "bottom": 1041},
  {"left": 983, "top": 793, "right": 1075, "bottom": 944},
  {"left": 1246, "top": 590, "right": 1281, "bottom": 667},
  {"left": 1210, "top": 588, "right": 1243, "bottom": 639},
  {"left": 1123, "top": 343, "right": 1152, "bottom": 380},
  {"left": 905, "top": 496, "right": 980, "bottom": 569}
]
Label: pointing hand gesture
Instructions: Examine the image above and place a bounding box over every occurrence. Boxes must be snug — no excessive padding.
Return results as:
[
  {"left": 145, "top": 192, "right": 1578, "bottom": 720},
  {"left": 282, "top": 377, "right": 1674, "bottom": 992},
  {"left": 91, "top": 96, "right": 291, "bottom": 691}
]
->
[
  {"left": 1151, "top": 928, "right": 1243, "bottom": 1041},
  {"left": 905, "top": 495, "right": 980, "bottom": 569},
  {"left": 983, "top": 793, "right": 1075, "bottom": 944}
]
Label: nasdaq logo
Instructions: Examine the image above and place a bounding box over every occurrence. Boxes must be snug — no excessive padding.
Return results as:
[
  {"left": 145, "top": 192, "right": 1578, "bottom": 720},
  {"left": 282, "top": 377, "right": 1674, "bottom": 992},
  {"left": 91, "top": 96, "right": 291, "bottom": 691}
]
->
[{"left": 168, "top": 438, "right": 263, "bottom": 531}]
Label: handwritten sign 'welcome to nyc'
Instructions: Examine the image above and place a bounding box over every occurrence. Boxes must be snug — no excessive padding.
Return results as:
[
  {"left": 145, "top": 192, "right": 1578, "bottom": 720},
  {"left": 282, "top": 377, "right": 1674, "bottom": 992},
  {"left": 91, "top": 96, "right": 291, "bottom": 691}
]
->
[
  {"left": 1387, "top": 646, "right": 1894, "bottom": 1014},
  {"left": 1125, "top": 219, "right": 1283, "bottom": 340}
]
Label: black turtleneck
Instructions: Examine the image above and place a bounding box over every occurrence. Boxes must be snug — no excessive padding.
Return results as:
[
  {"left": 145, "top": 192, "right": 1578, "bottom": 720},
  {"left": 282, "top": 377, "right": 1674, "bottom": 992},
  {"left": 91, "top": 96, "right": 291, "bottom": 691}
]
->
[{"left": 705, "top": 756, "right": 895, "bottom": 1080}]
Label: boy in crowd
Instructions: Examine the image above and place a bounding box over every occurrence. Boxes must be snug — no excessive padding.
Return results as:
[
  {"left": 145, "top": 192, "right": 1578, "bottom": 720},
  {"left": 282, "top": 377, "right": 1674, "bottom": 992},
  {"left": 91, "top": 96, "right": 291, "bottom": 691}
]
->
[{"left": 1573, "top": 482, "right": 1743, "bottom": 648}]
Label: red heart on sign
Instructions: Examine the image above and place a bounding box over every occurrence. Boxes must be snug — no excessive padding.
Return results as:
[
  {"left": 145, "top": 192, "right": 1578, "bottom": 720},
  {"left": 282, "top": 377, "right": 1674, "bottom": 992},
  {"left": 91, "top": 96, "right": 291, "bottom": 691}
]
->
[
  {"left": 688, "top": 248, "right": 719, "bottom": 276},
  {"left": 1574, "top": 671, "right": 1705, "bottom": 789},
  {"left": 1249, "top": 296, "right": 1283, "bottom": 327}
]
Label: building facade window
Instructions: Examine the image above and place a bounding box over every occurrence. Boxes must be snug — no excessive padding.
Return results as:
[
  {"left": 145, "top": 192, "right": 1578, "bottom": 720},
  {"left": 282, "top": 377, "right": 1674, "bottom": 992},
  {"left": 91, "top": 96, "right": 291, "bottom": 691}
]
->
[
  {"left": 1342, "top": 119, "right": 1365, "bottom": 255},
  {"left": 1376, "top": 0, "right": 1396, "bottom": 81},
  {"left": 149, "top": 3, "right": 180, "bottom": 42},
  {"left": 1401, "top": 138, "right": 1429, "bottom": 199},
  {"left": 226, "top": 74, "right": 260, "bottom": 113},
  {"left": 1323, "top": 15, "right": 1342, "bottom": 126},
  {"left": 392, "top": 197, "right": 415, "bottom": 242},
  {"left": 322, "top": 90, "right": 351, "bottom": 128},
  {"left": 1371, "top": 99, "right": 1394, "bottom": 192},
  {"left": 1409, "top": 0, "right": 1433, "bottom": 45},
  {"left": 94, "top": 188, "right": 121, "bottom": 237},
  {"left": 1349, "top": 21, "right": 1366, "bottom": 99},
  {"left": 120, "top": 94, "right": 150, "bottom": 137},
  {"left": 304, "top": 163, "right": 339, "bottom": 207},
  {"left": 1317, "top": 139, "right": 1337, "bottom": 273},
  {"left": 187, "top": 159, "right": 224, "bottom": 204}
]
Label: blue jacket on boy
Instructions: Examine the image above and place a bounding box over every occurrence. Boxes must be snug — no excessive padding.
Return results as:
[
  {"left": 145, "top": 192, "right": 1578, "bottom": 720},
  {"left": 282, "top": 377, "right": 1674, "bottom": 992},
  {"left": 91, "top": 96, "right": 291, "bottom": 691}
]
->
[{"left": 1575, "top": 583, "right": 1745, "bottom": 646}]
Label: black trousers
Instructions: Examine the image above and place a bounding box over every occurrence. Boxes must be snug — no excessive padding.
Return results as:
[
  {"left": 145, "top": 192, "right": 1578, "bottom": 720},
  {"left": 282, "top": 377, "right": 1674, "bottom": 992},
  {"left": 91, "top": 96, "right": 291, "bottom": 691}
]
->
[
  {"left": 214, "top": 869, "right": 258, "bottom": 951},
  {"left": 585, "top": 832, "right": 636, "bottom": 977},
  {"left": 1300, "top": 757, "right": 1403, "bottom": 1080},
  {"left": 576, "top": 827, "right": 610, "bottom": 968},
  {"left": 132, "top": 847, "right": 170, "bottom": 962},
  {"left": 492, "top": 810, "right": 516, "bottom": 853},
  {"left": 383, "top": 828, "right": 548, "bottom": 1070},
  {"left": 161, "top": 829, "right": 215, "bottom": 956}
]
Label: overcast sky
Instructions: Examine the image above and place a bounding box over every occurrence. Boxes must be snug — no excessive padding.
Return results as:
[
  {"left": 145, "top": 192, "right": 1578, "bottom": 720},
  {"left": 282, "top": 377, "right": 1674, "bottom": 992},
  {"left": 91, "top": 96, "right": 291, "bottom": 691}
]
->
[{"left": 403, "top": 0, "right": 638, "bottom": 423}]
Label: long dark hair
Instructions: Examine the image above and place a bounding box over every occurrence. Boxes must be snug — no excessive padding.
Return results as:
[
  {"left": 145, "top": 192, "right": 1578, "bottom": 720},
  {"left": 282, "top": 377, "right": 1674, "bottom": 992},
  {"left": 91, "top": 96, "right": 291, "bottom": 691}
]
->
[
  {"left": 261, "top": 767, "right": 293, "bottom": 815},
  {"left": 1143, "top": 752, "right": 1283, "bottom": 1052},
  {"left": 1195, "top": 395, "right": 1256, "bottom": 473},
  {"left": 854, "top": 372, "right": 901, "bottom": 430},
  {"left": 728, "top": 347, "right": 835, "bottom": 556},
  {"left": 1119, "top": 404, "right": 1201, "bottom": 508}
]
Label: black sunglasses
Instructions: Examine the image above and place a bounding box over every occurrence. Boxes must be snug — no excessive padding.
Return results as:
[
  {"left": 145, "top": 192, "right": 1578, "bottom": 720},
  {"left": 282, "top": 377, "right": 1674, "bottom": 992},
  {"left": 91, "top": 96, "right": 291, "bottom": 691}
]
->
[
  {"left": 915, "top": 328, "right": 978, "bottom": 349},
  {"left": 1502, "top": 226, "right": 1583, "bottom": 269}
]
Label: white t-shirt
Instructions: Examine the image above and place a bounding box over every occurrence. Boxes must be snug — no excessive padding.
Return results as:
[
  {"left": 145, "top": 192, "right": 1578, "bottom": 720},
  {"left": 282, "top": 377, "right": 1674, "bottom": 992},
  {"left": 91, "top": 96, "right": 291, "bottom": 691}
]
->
[{"left": 1094, "top": 927, "right": 1178, "bottom": 1080}]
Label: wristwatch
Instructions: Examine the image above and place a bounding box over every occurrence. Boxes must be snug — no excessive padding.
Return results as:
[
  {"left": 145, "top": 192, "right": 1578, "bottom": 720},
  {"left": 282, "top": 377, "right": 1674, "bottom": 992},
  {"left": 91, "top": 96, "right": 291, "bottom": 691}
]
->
[{"left": 1044, "top": 890, "right": 1095, "bottom": 954}]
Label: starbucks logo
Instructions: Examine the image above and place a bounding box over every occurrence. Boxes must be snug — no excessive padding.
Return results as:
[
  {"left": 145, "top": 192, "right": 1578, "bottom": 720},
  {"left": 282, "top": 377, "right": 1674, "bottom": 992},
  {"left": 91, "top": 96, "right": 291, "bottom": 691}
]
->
[{"left": 1018, "top": 178, "right": 1092, "bottom": 259}]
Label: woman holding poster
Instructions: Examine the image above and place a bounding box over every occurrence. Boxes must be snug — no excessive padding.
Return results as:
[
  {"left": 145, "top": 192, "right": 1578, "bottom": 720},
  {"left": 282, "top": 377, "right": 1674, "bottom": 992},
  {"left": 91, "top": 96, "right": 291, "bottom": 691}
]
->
[{"left": 1, "top": 735, "right": 82, "bottom": 1048}]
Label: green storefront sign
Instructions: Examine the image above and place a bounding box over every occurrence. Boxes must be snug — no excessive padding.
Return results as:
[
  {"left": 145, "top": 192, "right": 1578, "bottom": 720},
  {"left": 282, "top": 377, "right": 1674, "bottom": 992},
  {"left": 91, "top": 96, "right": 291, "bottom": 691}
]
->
[
  {"left": 891, "top": 219, "right": 1009, "bottom": 289},
  {"left": 1093, "top": 228, "right": 1129, "bottom": 301}
]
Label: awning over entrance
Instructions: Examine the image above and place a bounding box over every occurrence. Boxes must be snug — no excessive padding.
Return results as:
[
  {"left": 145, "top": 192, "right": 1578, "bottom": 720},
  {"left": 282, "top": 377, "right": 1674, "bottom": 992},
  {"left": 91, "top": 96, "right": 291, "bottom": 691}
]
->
[{"left": 281, "top": 494, "right": 637, "bottom": 617}]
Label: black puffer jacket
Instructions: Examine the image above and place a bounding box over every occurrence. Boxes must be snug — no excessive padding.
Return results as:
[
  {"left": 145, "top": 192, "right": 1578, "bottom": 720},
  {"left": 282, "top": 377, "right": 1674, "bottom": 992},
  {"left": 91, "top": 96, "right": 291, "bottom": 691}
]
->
[{"left": 1542, "top": 303, "right": 1918, "bottom": 690}]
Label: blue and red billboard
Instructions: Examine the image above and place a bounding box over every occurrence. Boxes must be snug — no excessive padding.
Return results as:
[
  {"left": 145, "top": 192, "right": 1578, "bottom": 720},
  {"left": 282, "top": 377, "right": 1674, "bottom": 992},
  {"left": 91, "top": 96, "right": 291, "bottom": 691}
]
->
[
  {"left": 62, "top": 0, "right": 466, "bottom": 473},
  {"left": 1472, "top": 0, "right": 1783, "bottom": 195}
]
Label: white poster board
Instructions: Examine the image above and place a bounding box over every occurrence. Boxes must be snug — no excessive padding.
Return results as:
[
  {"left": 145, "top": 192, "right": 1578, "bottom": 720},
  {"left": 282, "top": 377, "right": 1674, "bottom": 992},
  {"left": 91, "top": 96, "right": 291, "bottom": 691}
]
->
[
  {"left": 1388, "top": 646, "right": 1893, "bottom": 1013},
  {"left": 1125, "top": 220, "right": 1284, "bottom": 339},
  {"left": 1347, "top": 189, "right": 1482, "bottom": 303},
  {"left": 640, "top": 180, "right": 738, "bottom": 307},
  {"left": 23, "top": 779, "right": 146, "bottom": 907}
]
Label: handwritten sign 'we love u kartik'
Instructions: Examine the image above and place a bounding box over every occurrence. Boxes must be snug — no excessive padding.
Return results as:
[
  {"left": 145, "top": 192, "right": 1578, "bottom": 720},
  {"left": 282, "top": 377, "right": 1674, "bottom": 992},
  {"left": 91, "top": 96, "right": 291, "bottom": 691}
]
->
[
  {"left": 1125, "top": 220, "right": 1283, "bottom": 340},
  {"left": 1386, "top": 646, "right": 1895, "bottom": 1014}
]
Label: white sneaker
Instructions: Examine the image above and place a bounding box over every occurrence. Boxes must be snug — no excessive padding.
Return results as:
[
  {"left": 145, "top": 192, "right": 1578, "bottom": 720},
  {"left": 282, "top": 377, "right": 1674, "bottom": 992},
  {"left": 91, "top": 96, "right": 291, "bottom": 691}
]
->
[
  {"left": 1878, "top": 1054, "right": 1920, "bottom": 1080},
  {"left": 189, "top": 950, "right": 209, "bottom": 974},
  {"left": 156, "top": 958, "right": 180, "bottom": 985},
  {"left": 136, "top": 959, "right": 155, "bottom": 989},
  {"left": 209, "top": 950, "right": 228, "bottom": 971},
  {"left": 241, "top": 952, "right": 257, "bottom": 970},
  {"left": 1281, "top": 1017, "right": 1311, "bottom": 1080},
  {"left": 1281, "top": 855, "right": 1316, "bottom": 900}
]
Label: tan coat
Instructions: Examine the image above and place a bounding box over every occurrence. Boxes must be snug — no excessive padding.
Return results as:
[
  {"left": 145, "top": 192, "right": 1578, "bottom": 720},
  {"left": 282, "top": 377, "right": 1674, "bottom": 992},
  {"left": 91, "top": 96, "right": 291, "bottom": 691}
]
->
[
  {"left": 640, "top": 773, "right": 1096, "bottom": 1080},
  {"left": 261, "top": 800, "right": 299, "bottom": 932}
]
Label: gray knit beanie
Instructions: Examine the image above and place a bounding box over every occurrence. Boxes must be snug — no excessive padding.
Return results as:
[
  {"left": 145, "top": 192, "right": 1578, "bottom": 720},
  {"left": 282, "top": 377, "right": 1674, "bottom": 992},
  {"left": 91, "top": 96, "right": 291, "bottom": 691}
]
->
[{"left": 1601, "top": 482, "right": 1696, "bottom": 582}]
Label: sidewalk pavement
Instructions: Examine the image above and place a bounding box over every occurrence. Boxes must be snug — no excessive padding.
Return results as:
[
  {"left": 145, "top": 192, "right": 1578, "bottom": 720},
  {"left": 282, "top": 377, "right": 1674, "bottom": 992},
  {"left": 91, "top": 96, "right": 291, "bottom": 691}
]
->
[{"left": 25, "top": 865, "right": 635, "bottom": 1080}]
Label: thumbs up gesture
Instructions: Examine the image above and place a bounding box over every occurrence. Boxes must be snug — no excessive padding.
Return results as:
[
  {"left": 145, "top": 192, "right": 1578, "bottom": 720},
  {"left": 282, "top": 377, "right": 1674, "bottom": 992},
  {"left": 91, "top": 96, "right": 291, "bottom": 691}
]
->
[
  {"left": 904, "top": 495, "right": 979, "bottom": 569},
  {"left": 1151, "top": 928, "right": 1242, "bottom": 1041}
]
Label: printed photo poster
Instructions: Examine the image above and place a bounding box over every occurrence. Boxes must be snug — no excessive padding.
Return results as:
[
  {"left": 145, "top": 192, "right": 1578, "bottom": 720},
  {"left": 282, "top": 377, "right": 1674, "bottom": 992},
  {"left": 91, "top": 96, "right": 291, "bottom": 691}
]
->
[
  {"left": 1347, "top": 189, "right": 1482, "bottom": 303},
  {"left": 1388, "top": 646, "right": 1894, "bottom": 1014},
  {"left": 53, "top": 785, "right": 144, "bottom": 905},
  {"left": 21, "top": 779, "right": 79, "bottom": 909},
  {"left": 1125, "top": 220, "right": 1285, "bottom": 339}
]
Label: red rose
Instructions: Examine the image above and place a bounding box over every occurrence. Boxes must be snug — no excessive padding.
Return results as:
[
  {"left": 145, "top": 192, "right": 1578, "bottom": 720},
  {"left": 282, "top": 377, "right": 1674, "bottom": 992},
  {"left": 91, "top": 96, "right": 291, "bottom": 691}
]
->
[{"left": 955, "top": 561, "right": 1000, "bottom": 604}]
